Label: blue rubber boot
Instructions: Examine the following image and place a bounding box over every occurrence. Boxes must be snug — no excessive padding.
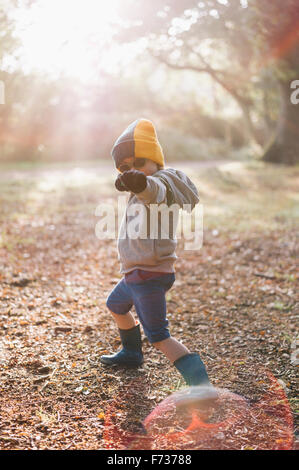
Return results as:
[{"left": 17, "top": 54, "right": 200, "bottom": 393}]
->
[
  {"left": 173, "top": 353, "right": 218, "bottom": 405},
  {"left": 100, "top": 324, "right": 143, "bottom": 368},
  {"left": 174, "top": 353, "right": 211, "bottom": 386}
]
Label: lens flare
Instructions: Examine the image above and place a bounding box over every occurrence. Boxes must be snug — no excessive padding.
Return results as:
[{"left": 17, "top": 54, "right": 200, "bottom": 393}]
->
[{"left": 103, "top": 372, "right": 294, "bottom": 450}]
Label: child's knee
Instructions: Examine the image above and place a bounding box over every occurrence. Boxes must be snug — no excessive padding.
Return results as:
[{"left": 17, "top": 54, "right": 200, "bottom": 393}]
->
[
  {"left": 105, "top": 295, "right": 115, "bottom": 313},
  {"left": 106, "top": 305, "right": 117, "bottom": 316},
  {"left": 106, "top": 303, "right": 134, "bottom": 319},
  {"left": 105, "top": 296, "right": 123, "bottom": 316},
  {"left": 147, "top": 331, "right": 171, "bottom": 346},
  {"left": 106, "top": 295, "right": 131, "bottom": 316}
]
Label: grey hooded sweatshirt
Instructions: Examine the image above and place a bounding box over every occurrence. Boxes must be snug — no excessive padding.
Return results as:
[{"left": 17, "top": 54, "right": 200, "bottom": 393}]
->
[{"left": 117, "top": 168, "right": 199, "bottom": 274}]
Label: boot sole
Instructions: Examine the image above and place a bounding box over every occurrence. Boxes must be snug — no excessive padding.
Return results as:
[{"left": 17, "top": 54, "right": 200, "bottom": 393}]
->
[
  {"left": 174, "top": 386, "right": 219, "bottom": 410},
  {"left": 99, "top": 358, "right": 144, "bottom": 368}
]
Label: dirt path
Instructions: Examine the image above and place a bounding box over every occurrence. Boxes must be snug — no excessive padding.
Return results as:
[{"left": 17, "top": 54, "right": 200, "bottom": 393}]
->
[{"left": 0, "top": 161, "right": 297, "bottom": 450}]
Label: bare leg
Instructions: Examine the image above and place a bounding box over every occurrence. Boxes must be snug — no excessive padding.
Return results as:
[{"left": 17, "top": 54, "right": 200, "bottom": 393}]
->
[
  {"left": 109, "top": 310, "right": 137, "bottom": 330},
  {"left": 152, "top": 337, "right": 190, "bottom": 363}
]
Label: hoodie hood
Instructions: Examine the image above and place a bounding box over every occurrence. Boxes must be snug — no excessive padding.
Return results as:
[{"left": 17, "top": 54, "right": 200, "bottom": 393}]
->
[{"left": 154, "top": 168, "right": 199, "bottom": 211}]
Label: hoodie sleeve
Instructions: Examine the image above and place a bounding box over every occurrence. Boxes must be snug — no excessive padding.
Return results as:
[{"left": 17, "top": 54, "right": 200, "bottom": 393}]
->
[
  {"left": 155, "top": 169, "right": 200, "bottom": 211},
  {"left": 135, "top": 175, "right": 167, "bottom": 205}
]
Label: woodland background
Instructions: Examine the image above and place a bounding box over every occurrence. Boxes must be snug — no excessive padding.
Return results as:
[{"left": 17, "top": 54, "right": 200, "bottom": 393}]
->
[{"left": 0, "top": 0, "right": 298, "bottom": 450}]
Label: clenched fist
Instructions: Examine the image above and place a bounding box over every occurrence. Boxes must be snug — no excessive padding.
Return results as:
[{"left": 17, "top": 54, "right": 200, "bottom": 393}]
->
[
  {"left": 115, "top": 173, "right": 128, "bottom": 192},
  {"left": 115, "top": 170, "right": 147, "bottom": 194}
]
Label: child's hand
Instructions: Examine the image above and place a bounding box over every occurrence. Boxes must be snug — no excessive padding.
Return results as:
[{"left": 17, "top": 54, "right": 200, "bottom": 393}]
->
[
  {"left": 119, "top": 170, "right": 147, "bottom": 194},
  {"left": 115, "top": 174, "right": 129, "bottom": 192}
]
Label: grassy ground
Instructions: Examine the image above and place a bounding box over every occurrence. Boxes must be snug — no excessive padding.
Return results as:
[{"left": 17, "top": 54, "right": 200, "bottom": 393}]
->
[{"left": 0, "top": 159, "right": 298, "bottom": 450}]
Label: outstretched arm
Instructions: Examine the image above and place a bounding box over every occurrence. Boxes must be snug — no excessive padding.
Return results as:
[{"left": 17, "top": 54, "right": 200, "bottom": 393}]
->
[{"left": 115, "top": 170, "right": 167, "bottom": 204}]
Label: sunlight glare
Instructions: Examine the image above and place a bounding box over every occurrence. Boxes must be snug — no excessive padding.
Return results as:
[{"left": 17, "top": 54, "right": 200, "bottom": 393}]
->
[{"left": 13, "top": 0, "right": 122, "bottom": 79}]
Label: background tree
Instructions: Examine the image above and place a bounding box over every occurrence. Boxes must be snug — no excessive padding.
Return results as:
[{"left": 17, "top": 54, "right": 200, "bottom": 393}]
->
[
  {"left": 253, "top": 0, "right": 299, "bottom": 164},
  {"left": 1, "top": 0, "right": 298, "bottom": 164},
  {"left": 115, "top": 0, "right": 299, "bottom": 164}
]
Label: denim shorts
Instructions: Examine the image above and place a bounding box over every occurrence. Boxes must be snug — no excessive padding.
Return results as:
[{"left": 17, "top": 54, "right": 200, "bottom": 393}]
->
[{"left": 106, "top": 269, "right": 175, "bottom": 343}]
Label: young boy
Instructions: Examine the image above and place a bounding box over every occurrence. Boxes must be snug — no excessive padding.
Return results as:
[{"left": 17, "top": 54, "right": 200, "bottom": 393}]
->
[{"left": 100, "top": 119, "right": 217, "bottom": 401}]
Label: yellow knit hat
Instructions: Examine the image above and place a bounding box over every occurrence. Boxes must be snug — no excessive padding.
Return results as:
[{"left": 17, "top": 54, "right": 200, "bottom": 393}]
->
[{"left": 111, "top": 118, "right": 165, "bottom": 168}]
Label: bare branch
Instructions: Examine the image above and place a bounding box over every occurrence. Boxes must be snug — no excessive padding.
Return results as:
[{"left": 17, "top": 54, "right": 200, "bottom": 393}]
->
[{"left": 150, "top": 51, "right": 251, "bottom": 106}]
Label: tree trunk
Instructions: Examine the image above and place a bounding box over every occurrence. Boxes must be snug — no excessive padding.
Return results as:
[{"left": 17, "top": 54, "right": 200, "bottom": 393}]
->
[
  {"left": 263, "top": 79, "right": 299, "bottom": 165},
  {"left": 238, "top": 100, "right": 260, "bottom": 145}
]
